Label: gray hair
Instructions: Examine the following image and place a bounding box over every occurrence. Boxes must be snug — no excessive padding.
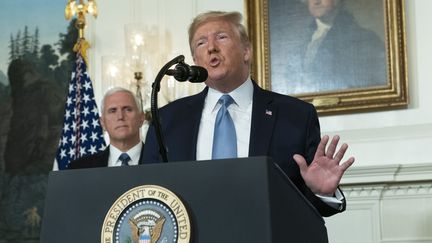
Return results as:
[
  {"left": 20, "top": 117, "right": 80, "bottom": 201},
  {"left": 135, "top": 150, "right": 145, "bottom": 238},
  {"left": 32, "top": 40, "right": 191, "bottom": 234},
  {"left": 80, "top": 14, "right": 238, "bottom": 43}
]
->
[
  {"left": 100, "top": 87, "right": 142, "bottom": 113},
  {"left": 188, "top": 11, "right": 251, "bottom": 56}
]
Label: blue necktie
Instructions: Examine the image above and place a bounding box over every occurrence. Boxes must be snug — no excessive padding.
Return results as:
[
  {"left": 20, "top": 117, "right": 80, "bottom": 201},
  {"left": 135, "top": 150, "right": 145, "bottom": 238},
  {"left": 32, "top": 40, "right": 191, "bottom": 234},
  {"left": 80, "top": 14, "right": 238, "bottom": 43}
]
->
[
  {"left": 119, "top": 153, "right": 131, "bottom": 166},
  {"left": 212, "top": 95, "right": 237, "bottom": 159}
]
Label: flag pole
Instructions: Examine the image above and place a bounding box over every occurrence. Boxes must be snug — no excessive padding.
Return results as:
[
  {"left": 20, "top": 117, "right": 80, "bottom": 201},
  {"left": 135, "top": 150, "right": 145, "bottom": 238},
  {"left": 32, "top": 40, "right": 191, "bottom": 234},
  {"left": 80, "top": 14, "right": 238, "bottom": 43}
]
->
[
  {"left": 54, "top": 0, "right": 104, "bottom": 170},
  {"left": 65, "top": 0, "right": 98, "bottom": 64}
]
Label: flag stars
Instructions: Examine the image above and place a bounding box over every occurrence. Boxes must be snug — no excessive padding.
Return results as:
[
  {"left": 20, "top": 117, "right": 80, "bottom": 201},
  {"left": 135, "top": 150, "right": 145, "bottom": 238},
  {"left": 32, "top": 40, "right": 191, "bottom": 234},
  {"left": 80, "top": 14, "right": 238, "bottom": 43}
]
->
[
  {"left": 90, "top": 132, "right": 99, "bottom": 142},
  {"left": 65, "top": 110, "right": 71, "bottom": 120},
  {"left": 80, "top": 133, "right": 88, "bottom": 143},
  {"left": 72, "top": 108, "right": 77, "bottom": 117},
  {"left": 92, "top": 119, "right": 100, "bottom": 129},
  {"left": 83, "top": 94, "right": 91, "bottom": 104},
  {"left": 66, "top": 97, "right": 73, "bottom": 106},
  {"left": 71, "top": 121, "right": 78, "bottom": 132},
  {"left": 61, "top": 136, "right": 68, "bottom": 146},
  {"left": 88, "top": 145, "right": 97, "bottom": 154},
  {"left": 83, "top": 80, "right": 92, "bottom": 90},
  {"left": 81, "top": 120, "right": 89, "bottom": 130},
  {"left": 68, "top": 147, "right": 76, "bottom": 158},
  {"left": 70, "top": 134, "right": 77, "bottom": 144},
  {"left": 82, "top": 106, "right": 90, "bottom": 117},
  {"left": 79, "top": 147, "right": 87, "bottom": 157},
  {"left": 92, "top": 106, "right": 99, "bottom": 116},
  {"left": 100, "top": 144, "right": 106, "bottom": 151},
  {"left": 59, "top": 149, "right": 66, "bottom": 159},
  {"left": 63, "top": 123, "right": 70, "bottom": 133}
]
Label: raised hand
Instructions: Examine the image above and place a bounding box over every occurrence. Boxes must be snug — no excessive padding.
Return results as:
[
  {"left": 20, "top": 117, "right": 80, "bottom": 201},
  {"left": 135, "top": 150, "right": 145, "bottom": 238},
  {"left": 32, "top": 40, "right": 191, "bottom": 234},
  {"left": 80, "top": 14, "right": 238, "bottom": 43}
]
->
[{"left": 293, "top": 135, "right": 355, "bottom": 196}]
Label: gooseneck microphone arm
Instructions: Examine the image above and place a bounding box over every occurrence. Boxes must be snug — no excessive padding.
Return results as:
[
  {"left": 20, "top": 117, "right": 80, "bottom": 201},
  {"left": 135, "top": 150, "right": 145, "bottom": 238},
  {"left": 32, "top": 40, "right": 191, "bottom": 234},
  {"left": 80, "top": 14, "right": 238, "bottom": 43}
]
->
[
  {"left": 151, "top": 55, "right": 186, "bottom": 162},
  {"left": 151, "top": 55, "right": 208, "bottom": 162}
]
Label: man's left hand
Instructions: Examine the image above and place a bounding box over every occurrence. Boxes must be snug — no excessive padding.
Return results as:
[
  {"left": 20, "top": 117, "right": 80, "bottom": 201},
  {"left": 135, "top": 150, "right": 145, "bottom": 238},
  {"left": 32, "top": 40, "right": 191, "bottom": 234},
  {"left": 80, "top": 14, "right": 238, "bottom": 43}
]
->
[{"left": 293, "top": 135, "right": 355, "bottom": 196}]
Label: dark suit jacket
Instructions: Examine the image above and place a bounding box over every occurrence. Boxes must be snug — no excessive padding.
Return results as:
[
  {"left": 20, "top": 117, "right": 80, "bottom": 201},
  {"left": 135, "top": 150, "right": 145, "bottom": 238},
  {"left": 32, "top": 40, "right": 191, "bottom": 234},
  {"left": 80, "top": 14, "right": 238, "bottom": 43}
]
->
[
  {"left": 68, "top": 143, "right": 146, "bottom": 169},
  {"left": 143, "top": 81, "right": 345, "bottom": 217}
]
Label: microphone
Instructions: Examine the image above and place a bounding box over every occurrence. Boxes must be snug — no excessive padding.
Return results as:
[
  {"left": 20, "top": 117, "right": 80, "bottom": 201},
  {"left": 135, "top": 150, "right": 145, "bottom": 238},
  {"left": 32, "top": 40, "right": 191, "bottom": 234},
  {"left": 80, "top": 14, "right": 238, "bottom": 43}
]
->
[{"left": 165, "top": 62, "right": 208, "bottom": 83}]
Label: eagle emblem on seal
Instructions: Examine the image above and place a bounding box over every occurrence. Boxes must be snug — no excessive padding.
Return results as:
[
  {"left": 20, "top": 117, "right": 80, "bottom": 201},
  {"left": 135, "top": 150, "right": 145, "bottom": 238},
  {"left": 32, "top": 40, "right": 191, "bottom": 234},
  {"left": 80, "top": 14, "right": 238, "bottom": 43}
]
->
[{"left": 129, "top": 209, "right": 166, "bottom": 243}]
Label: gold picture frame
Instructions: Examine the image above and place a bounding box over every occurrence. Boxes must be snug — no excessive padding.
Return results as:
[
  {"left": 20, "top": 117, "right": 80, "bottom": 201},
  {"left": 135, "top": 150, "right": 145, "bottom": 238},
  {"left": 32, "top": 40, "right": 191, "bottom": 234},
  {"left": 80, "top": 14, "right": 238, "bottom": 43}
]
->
[{"left": 245, "top": 0, "right": 408, "bottom": 115}]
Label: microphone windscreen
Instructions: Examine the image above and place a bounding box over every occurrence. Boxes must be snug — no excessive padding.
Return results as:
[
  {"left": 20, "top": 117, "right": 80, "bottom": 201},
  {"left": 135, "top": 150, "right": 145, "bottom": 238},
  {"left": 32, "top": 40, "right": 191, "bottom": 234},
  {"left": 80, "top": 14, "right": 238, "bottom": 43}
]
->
[{"left": 189, "top": 66, "right": 208, "bottom": 83}]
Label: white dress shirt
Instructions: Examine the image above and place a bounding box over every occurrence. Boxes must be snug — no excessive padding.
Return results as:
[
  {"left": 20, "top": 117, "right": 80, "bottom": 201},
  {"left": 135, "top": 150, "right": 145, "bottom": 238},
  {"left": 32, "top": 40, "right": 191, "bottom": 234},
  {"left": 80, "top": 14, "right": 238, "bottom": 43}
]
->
[
  {"left": 196, "top": 77, "right": 253, "bottom": 161},
  {"left": 107, "top": 142, "right": 142, "bottom": 167}
]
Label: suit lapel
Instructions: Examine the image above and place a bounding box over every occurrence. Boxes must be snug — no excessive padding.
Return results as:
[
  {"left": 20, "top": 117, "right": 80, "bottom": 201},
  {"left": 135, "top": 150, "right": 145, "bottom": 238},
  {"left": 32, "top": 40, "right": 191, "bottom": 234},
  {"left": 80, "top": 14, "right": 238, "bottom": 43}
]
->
[
  {"left": 249, "top": 82, "right": 277, "bottom": 156},
  {"left": 175, "top": 88, "right": 208, "bottom": 160},
  {"left": 138, "top": 142, "right": 146, "bottom": 164}
]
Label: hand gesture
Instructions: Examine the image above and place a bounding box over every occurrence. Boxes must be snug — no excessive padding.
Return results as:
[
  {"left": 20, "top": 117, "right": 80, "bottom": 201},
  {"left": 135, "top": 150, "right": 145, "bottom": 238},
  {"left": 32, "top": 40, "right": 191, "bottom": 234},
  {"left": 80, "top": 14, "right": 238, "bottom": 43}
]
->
[{"left": 293, "top": 135, "right": 355, "bottom": 196}]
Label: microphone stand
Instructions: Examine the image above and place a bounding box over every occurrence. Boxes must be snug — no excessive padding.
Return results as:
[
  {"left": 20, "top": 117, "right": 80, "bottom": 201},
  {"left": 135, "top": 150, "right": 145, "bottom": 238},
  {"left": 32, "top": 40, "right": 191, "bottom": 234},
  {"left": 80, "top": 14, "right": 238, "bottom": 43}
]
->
[{"left": 151, "top": 55, "right": 186, "bottom": 162}]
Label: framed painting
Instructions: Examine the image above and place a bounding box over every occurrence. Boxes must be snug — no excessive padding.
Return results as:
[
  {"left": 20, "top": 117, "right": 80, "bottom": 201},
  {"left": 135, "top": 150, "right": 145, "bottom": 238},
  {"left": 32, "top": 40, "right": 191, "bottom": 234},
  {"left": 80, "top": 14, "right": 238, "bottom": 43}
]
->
[{"left": 246, "top": 0, "right": 408, "bottom": 114}]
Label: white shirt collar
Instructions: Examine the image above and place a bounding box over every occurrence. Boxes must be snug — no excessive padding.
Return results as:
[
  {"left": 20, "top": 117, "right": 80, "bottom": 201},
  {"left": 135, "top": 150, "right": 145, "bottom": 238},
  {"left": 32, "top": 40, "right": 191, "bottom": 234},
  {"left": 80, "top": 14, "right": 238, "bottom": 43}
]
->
[
  {"left": 108, "top": 142, "right": 142, "bottom": 167},
  {"left": 206, "top": 77, "right": 254, "bottom": 113}
]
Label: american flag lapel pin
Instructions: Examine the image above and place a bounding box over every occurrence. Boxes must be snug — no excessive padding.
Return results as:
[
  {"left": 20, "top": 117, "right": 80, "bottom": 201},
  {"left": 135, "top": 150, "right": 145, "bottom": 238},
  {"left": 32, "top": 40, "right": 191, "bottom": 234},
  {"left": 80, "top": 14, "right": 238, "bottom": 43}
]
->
[{"left": 265, "top": 109, "right": 272, "bottom": 116}]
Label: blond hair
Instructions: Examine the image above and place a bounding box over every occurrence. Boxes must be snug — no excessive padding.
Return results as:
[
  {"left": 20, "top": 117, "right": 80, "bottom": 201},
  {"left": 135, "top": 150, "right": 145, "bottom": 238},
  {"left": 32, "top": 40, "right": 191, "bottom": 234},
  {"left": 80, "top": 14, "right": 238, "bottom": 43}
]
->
[{"left": 188, "top": 11, "right": 250, "bottom": 56}]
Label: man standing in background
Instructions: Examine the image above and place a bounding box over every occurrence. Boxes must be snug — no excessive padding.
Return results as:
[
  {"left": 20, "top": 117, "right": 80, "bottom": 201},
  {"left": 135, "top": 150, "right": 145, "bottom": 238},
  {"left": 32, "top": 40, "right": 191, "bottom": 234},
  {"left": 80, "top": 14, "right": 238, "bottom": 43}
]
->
[{"left": 69, "top": 87, "right": 146, "bottom": 168}]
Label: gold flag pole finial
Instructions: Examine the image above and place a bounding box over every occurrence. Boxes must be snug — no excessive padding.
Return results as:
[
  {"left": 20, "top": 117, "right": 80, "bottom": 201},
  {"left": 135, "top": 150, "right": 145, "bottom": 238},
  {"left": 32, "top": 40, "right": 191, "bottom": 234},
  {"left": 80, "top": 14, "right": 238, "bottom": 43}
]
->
[{"left": 65, "top": 0, "right": 97, "bottom": 63}]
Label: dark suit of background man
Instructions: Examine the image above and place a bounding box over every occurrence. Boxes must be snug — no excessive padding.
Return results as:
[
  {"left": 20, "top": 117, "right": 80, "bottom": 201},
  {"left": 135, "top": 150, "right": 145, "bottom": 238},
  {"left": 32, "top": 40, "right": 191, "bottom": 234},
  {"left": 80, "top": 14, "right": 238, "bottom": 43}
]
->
[
  {"left": 69, "top": 87, "right": 146, "bottom": 169},
  {"left": 143, "top": 11, "right": 355, "bottom": 217}
]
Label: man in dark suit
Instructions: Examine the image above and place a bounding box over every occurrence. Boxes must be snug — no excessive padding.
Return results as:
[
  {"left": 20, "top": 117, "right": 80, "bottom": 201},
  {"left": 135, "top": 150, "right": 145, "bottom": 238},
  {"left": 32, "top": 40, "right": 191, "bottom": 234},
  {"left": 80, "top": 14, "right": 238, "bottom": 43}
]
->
[
  {"left": 69, "top": 87, "right": 146, "bottom": 169},
  {"left": 143, "top": 11, "right": 355, "bottom": 217}
]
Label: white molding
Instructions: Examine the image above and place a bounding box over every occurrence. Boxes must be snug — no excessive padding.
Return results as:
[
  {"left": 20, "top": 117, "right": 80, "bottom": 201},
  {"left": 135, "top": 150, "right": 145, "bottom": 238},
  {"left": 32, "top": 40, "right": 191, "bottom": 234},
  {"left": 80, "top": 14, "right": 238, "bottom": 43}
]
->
[
  {"left": 381, "top": 238, "right": 432, "bottom": 243},
  {"left": 396, "top": 163, "right": 432, "bottom": 181},
  {"left": 341, "top": 165, "right": 401, "bottom": 184},
  {"left": 341, "top": 163, "right": 432, "bottom": 185},
  {"left": 382, "top": 183, "right": 432, "bottom": 198},
  {"left": 341, "top": 185, "right": 386, "bottom": 199},
  {"left": 342, "top": 183, "right": 432, "bottom": 199}
]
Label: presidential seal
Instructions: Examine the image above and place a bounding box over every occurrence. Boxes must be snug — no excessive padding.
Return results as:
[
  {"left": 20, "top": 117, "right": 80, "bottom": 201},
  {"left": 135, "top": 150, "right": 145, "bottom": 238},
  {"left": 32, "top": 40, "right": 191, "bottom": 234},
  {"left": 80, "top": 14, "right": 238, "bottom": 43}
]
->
[{"left": 101, "top": 185, "right": 191, "bottom": 243}]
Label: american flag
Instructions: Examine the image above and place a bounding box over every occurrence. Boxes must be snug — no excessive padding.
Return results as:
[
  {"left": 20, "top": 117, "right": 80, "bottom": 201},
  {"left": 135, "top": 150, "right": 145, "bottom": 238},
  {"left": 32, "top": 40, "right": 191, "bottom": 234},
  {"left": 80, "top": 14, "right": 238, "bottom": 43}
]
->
[{"left": 54, "top": 49, "right": 106, "bottom": 170}]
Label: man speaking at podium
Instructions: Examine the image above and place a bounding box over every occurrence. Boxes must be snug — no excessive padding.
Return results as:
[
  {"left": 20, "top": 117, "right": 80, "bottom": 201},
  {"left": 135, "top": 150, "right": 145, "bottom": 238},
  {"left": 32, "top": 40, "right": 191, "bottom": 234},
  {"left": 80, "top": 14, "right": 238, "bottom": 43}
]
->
[{"left": 143, "top": 11, "right": 355, "bottom": 217}]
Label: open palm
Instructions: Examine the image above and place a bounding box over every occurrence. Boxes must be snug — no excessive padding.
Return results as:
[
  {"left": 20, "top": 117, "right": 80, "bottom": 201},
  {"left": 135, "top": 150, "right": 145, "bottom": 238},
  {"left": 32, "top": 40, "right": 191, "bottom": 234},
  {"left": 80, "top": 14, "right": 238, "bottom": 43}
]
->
[{"left": 293, "top": 135, "right": 355, "bottom": 196}]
